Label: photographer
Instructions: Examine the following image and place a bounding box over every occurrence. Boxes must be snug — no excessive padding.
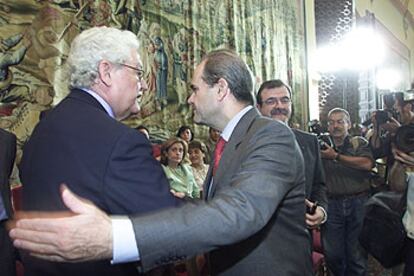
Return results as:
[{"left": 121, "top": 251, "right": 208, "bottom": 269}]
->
[
  {"left": 371, "top": 95, "right": 414, "bottom": 179},
  {"left": 388, "top": 101, "right": 414, "bottom": 276},
  {"left": 368, "top": 110, "right": 400, "bottom": 158},
  {"left": 390, "top": 144, "right": 414, "bottom": 276},
  {"left": 320, "top": 108, "right": 374, "bottom": 276},
  {"left": 367, "top": 93, "right": 401, "bottom": 154}
]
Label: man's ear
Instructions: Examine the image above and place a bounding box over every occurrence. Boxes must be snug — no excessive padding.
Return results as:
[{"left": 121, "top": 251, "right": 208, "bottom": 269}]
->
[
  {"left": 98, "top": 60, "right": 112, "bottom": 86},
  {"left": 216, "top": 78, "right": 229, "bottom": 101}
]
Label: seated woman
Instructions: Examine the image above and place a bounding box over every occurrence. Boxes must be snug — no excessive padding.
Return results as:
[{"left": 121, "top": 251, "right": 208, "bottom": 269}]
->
[
  {"left": 188, "top": 140, "right": 209, "bottom": 193},
  {"left": 161, "top": 137, "right": 200, "bottom": 199},
  {"left": 176, "top": 125, "right": 194, "bottom": 144}
]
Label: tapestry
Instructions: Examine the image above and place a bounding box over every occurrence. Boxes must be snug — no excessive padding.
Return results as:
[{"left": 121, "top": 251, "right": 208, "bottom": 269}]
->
[{"left": 0, "top": 0, "right": 306, "bottom": 166}]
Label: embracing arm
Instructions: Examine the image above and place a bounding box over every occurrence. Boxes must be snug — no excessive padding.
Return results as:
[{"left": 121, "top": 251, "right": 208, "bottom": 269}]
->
[
  {"left": 131, "top": 122, "right": 303, "bottom": 271},
  {"left": 9, "top": 184, "right": 113, "bottom": 262},
  {"left": 8, "top": 122, "right": 303, "bottom": 270}
]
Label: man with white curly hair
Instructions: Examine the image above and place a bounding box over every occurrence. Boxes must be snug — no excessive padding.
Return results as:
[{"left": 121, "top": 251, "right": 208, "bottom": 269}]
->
[{"left": 17, "top": 26, "right": 178, "bottom": 276}]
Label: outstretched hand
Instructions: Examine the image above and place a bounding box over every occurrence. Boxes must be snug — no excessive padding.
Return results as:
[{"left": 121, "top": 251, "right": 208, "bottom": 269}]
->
[{"left": 9, "top": 184, "right": 113, "bottom": 262}]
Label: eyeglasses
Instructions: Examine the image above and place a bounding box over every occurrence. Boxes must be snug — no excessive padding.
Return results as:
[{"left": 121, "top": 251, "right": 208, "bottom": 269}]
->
[
  {"left": 119, "top": 63, "right": 145, "bottom": 81},
  {"left": 263, "top": 97, "right": 291, "bottom": 106}
]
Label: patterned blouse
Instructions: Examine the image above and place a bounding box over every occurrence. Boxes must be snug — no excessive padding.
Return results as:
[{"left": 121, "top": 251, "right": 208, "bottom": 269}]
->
[{"left": 191, "top": 164, "right": 209, "bottom": 191}]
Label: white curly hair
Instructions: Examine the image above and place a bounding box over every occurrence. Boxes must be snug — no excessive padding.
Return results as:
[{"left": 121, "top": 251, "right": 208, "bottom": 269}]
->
[{"left": 67, "top": 26, "right": 140, "bottom": 89}]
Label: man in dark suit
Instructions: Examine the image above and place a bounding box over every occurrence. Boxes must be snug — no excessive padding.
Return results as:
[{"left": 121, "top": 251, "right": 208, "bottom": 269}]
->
[
  {"left": 11, "top": 49, "right": 312, "bottom": 275},
  {"left": 18, "top": 27, "right": 177, "bottom": 275},
  {"left": 256, "top": 79, "right": 327, "bottom": 228},
  {"left": 0, "top": 128, "right": 17, "bottom": 276}
]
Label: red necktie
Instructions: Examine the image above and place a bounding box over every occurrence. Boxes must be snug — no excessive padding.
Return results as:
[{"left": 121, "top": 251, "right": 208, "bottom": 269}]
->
[{"left": 213, "top": 137, "right": 227, "bottom": 175}]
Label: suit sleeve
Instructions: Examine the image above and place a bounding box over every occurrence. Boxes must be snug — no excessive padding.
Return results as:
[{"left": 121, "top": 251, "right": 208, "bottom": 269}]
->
[
  {"left": 130, "top": 122, "right": 305, "bottom": 271},
  {"left": 309, "top": 135, "right": 328, "bottom": 210},
  {"left": 103, "top": 129, "right": 179, "bottom": 215},
  {"left": 0, "top": 130, "right": 16, "bottom": 217}
]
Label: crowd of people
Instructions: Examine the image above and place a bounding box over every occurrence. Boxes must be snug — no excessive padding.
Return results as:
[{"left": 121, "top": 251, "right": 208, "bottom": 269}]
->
[{"left": 0, "top": 26, "right": 413, "bottom": 276}]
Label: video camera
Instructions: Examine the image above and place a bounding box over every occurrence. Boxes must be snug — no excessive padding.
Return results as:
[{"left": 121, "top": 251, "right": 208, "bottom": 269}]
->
[
  {"left": 318, "top": 135, "right": 335, "bottom": 150},
  {"left": 362, "top": 93, "right": 402, "bottom": 127},
  {"left": 308, "top": 119, "right": 335, "bottom": 150}
]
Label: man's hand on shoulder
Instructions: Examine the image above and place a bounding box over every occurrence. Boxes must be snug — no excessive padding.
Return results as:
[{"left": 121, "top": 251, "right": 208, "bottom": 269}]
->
[{"left": 9, "top": 184, "right": 113, "bottom": 262}]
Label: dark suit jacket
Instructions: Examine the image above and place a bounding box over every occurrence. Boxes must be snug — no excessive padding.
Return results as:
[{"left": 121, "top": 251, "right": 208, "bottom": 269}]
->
[
  {"left": 20, "top": 89, "right": 178, "bottom": 276},
  {"left": 0, "top": 128, "right": 15, "bottom": 219},
  {"left": 0, "top": 128, "right": 17, "bottom": 276},
  {"left": 292, "top": 129, "right": 328, "bottom": 210},
  {"left": 131, "top": 108, "right": 313, "bottom": 275}
]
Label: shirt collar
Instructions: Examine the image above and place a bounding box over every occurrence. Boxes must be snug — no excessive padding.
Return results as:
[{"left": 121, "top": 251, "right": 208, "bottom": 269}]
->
[
  {"left": 80, "top": 88, "right": 115, "bottom": 118},
  {"left": 221, "top": 105, "right": 253, "bottom": 142}
]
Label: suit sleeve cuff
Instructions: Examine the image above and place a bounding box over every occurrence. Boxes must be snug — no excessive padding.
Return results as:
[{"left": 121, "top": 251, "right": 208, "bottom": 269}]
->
[{"left": 111, "top": 216, "right": 140, "bottom": 264}]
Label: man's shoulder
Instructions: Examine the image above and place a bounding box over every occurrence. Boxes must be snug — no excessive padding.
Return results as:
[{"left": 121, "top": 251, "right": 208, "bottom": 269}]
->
[
  {"left": 39, "top": 94, "right": 135, "bottom": 143},
  {"left": 247, "top": 117, "right": 300, "bottom": 152},
  {"left": 253, "top": 115, "right": 289, "bottom": 131}
]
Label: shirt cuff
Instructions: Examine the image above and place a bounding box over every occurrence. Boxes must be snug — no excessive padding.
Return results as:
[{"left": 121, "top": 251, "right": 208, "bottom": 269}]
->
[
  {"left": 111, "top": 216, "right": 140, "bottom": 264},
  {"left": 319, "top": 206, "right": 328, "bottom": 224}
]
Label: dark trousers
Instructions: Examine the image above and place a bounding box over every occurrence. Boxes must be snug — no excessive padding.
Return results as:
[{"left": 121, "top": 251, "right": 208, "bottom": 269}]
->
[
  {"left": 322, "top": 194, "right": 368, "bottom": 276},
  {"left": 404, "top": 237, "right": 414, "bottom": 276},
  {"left": 0, "top": 221, "right": 16, "bottom": 276}
]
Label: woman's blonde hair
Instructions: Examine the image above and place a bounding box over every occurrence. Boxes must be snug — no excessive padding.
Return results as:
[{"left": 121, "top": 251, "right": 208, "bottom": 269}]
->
[{"left": 160, "top": 137, "right": 188, "bottom": 165}]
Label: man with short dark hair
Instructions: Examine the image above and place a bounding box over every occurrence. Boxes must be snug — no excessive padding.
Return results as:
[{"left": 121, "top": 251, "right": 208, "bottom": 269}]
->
[
  {"left": 256, "top": 79, "right": 328, "bottom": 229},
  {"left": 321, "top": 107, "right": 374, "bottom": 276}
]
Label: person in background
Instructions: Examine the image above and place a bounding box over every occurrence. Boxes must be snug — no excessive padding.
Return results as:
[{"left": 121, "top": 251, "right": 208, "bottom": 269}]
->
[
  {"left": 320, "top": 107, "right": 374, "bottom": 276},
  {"left": 188, "top": 140, "right": 209, "bottom": 193},
  {"left": 161, "top": 137, "right": 200, "bottom": 199},
  {"left": 135, "top": 125, "right": 162, "bottom": 160},
  {"left": 390, "top": 144, "right": 414, "bottom": 276},
  {"left": 176, "top": 125, "right": 194, "bottom": 143},
  {"left": 388, "top": 99, "right": 414, "bottom": 276},
  {"left": 205, "top": 127, "right": 220, "bottom": 159},
  {"left": 256, "top": 79, "right": 327, "bottom": 229}
]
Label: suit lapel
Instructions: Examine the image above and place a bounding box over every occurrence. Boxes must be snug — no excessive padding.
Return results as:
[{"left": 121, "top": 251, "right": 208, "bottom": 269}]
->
[{"left": 206, "top": 108, "right": 260, "bottom": 200}]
